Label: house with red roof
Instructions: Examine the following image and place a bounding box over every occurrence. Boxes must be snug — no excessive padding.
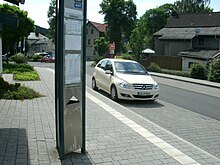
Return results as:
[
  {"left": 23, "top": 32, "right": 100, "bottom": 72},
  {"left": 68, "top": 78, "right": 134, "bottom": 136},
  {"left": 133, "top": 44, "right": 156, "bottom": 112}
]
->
[{"left": 86, "top": 21, "right": 108, "bottom": 60}]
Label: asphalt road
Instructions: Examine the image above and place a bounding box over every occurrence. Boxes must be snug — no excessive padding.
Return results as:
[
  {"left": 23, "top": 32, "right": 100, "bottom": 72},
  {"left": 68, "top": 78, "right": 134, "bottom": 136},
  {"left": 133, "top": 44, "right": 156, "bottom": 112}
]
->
[{"left": 157, "top": 82, "right": 220, "bottom": 121}]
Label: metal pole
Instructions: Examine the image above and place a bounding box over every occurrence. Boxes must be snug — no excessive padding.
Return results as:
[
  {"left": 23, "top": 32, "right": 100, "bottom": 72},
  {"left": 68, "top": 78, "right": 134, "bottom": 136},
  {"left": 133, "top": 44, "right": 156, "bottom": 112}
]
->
[
  {"left": 56, "top": 0, "right": 65, "bottom": 160},
  {"left": 81, "top": 0, "right": 87, "bottom": 154}
]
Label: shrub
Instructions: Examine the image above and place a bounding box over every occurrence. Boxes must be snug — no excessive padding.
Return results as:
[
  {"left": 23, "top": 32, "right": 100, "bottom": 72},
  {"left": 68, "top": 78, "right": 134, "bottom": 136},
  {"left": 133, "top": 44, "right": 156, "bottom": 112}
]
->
[
  {"left": 3, "top": 63, "right": 39, "bottom": 81},
  {"left": 208, "top": 58, "right": 220, "bottom": 83},
  {"left": 0, "top": 77, "right": 43, "bottom": 100},
  {"left": 32, "top": 54, "right": 42, "bottom": 62},
  {"left": 14, "top": 71, "right": 40, "bottom": 81},
  {"left": 10, "top": 53, "right": 27, "bottom": 64},
  {"left": 161, "top": 69, "right": 190, "bottom": 77},
  {"left": 3, "top": 63, "right": 34, "bottom": 73},
  {"left": 147, "top": 63, "right": 162, "bottom": 72},
  {"left": 189, "top": 63, "right": 206, "bottom": 79},
  {"left": 121, "top": 53, "right": 135, "bottom": 60},
  {"left": 4, "top": 86, "right": 43, "bottom": 100}
]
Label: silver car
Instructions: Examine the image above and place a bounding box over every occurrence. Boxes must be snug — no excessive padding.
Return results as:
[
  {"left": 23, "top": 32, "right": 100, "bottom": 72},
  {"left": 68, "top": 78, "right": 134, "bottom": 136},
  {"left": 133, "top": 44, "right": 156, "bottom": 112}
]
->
[{"left": 92, "top": 58, "right": 160, "bottom": 101}]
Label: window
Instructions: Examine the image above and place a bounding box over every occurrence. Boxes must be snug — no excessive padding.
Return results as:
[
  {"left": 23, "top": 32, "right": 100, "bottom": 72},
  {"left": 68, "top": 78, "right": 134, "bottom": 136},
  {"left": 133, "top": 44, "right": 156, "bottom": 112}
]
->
[
  {"left": 198, "top": 36, "right": 204, "bottom": 46},
  {"left": 97, "top": 60, "right": 108, "bottom": 69},
  {"left": 88, "top": 39, "right": 91, "bottom": 45},
  {"left": 91, "top": 29, "right": 93, "bottom": 34},
  {"left": 188, "top": 62, "right": 196, "bottom": 69},
  {"left": 105, "top": 61, "right": 113, "bottom": 71}
]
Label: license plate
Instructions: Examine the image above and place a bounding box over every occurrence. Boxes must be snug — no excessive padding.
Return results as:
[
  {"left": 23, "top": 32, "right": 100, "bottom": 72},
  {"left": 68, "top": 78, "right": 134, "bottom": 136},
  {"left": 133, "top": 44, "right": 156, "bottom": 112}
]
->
[{"left": 137, "top": 92, "right": 150, "bottom": 96}]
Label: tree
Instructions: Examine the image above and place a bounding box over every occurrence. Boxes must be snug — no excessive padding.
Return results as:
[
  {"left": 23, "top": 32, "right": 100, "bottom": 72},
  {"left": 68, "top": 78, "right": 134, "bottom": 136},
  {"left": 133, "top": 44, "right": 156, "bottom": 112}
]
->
[
  {"left": 94, "top": 37, "right": 109, "bottom": 56},
  {"left": 99, "top": 0, "right": 137, "bottom": 54},
  {"left": 129, "top": 4, "right": 173, "bottom": 61},
  {"left": 47, "top": 0, "right": 56, "bottom": 42},
  {"left": 174, "top": 0, "right": 213, "bottom": 13},
  {"left": 0, "top": 4, "right": 35, "bottom": 54}
]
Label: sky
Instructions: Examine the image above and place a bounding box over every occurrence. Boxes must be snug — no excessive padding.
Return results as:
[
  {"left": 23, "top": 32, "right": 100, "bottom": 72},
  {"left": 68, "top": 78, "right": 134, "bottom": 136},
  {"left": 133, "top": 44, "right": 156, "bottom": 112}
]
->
[{"left": 1, "top": 0, "right": 220, "bottom": 29}]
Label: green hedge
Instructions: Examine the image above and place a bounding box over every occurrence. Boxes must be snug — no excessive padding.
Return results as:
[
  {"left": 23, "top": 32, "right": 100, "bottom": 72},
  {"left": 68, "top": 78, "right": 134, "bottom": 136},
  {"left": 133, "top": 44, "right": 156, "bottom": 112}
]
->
[
  {"left": 189, "top": 63, "right": 206, "bottom": 80},
  {"left": 3, "top": 63, "right": 40, "bottom": 81},
  {"left": 14, "top": 71, "right": 40, "bottom": 81},
  {"left": 208, "top": 58, "right": 220, "bottom": 82}
]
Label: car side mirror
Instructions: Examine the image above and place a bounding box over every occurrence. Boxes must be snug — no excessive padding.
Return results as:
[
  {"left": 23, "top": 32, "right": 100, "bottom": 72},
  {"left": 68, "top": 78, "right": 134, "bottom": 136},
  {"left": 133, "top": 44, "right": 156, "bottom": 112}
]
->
[{"left": 105, "top": 70, "right": 113, "bottom": 75}]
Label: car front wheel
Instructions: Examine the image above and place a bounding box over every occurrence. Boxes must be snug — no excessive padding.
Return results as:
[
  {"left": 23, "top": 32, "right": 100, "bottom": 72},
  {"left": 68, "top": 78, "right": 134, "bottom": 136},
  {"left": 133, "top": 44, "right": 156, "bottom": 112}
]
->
[
  {"left": 111, "top": 85, "right": 118, "bottom": 102},
  {"left": 92, "top": 77, "right": 98, "bottom": 91}
]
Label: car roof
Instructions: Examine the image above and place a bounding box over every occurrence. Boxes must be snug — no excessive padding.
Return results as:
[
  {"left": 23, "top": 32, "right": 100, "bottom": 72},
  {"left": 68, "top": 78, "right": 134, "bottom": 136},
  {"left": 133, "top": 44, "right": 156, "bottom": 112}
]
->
[{"left": 100, "top": 58, "right": 137, "bottom": 63}]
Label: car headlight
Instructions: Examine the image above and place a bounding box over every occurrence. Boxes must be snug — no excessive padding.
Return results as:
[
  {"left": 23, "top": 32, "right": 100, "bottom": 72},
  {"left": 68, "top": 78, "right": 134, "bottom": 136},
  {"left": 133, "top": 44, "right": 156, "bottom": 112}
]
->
[
  {"left": 119, "top": 82, "right": 132, "bottom": 89},
  {"left": 153, "top": 82, "right": 159, "bottom": 89}
]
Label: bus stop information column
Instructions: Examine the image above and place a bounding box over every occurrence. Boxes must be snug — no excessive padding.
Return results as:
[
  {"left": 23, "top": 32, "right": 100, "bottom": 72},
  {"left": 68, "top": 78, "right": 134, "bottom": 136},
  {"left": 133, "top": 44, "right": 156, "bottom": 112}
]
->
[{"left": 56, "top": 0, "right": 86, "bottom": 159}]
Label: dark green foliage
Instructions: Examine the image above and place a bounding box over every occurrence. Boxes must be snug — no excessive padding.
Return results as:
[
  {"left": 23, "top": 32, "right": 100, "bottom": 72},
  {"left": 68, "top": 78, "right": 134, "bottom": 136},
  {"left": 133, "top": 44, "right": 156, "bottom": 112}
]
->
[
  {"left": 99, "top": 0, "right": 137, "bottom": 53},
  {"left": 94, "top": 37, "right": 109, "bottom": 56},
  {"left": 0, "top": 77, "right": 42, "bottom": 100},
  {"left": 147, "top": 63, "right": 162, "bottom": 72},
  {"left": 32, "top": 54, "right": 42, "bottom": 62},
  {"left": 47, "top": 0, "right": 56, "bottom": 41},
  {"left": 162, "top": 69, "right": 190, "bottom": 77},
  {"left": 3, "top": 63, "right": 40, "bottom": 81},
  {"left": 129, "top": 4, "right": 173, "bottom": 58},
  {"left": 3, "top": 63, "right": 34, "bottom": 74},
  {"left": 146, "top": 63, "right": 190, "bottom": 77},
  {"left": 0, "top": 4, "right": 35, "bottom": 53},
  {"left": 189, "top": 63, "right": 206, "bottom": 79},
  {"left": 10, "top": 53, "right": 27, "bottom": 64},
  {"left": 174, "top": 0, "right": 212, "bottom": 13},
  {"left": 208, "top": 58, "right": 220, "bottom": 83},
  {"left": 121, "top": 53, "right": 134, "bottom": 60}
]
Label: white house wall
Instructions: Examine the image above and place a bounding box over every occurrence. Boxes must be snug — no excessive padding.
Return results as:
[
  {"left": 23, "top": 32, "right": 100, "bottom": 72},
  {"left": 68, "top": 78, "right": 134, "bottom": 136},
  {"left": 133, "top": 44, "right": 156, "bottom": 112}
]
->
[{"left": 182, "top": 57, "right": 206, "bottom": 71}]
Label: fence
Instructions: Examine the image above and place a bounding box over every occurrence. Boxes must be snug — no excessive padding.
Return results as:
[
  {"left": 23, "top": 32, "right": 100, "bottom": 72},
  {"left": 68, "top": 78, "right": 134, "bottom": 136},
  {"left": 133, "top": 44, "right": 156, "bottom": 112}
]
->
[{"left": 140, "top": 55, "right": 182, "bottom": 70}]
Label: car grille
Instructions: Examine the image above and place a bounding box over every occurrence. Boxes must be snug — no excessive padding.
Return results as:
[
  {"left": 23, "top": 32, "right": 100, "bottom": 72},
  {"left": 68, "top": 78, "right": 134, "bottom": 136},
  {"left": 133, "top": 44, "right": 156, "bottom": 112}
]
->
[
  {"left": 132, "top": 84, "right": 153, "bottom": 90},
  {"left": 133, "top": 95, "right": 153, "bottom": 98}
]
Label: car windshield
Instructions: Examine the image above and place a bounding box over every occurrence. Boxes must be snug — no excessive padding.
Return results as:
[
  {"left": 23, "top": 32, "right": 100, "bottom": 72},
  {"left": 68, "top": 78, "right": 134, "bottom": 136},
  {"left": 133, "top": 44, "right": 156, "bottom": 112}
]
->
[{"left": 114, "top": 61, "right": 148, "bottom": 75}]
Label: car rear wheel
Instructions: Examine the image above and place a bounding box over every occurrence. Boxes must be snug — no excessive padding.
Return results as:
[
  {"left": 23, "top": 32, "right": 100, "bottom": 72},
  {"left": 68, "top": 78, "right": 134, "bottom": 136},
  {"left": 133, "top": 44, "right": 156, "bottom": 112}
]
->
[
  {"left": 92, "top": 77, "right": 98, "bottom": 91},
  {"left": 111, "top": 85, "right": 118, "bottom": 102}
]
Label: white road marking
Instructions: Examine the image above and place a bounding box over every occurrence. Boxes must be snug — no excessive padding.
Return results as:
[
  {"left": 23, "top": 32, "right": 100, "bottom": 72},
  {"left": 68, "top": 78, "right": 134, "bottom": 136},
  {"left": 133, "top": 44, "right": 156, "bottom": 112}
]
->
[
  {"left": 45, "top": 68, "right": 55, "bottom": 74},
  {"left": 87, "top": 92, "right": 201, "bottom": 165}
]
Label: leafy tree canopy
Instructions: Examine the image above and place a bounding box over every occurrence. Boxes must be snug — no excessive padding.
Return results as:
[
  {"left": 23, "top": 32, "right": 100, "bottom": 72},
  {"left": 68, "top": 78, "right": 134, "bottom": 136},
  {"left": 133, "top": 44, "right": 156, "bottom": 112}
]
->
[
  {"left": 99, "top": 0, "right": 137, "bottom": 53},
  {"left": 47, "top": 0, "right": 56, "bottom": 42},
  {"left": 94, "top": 37, "right": 109, "bottom": 56},
  {"left": 0, "top": 4, "right": 35, "bottom": 52},
  {"left": 173, "top": 0, "right": 213, "bottom": 13},
  {"left": 129, "top": 4, "right": 173, "bottom": 60}
]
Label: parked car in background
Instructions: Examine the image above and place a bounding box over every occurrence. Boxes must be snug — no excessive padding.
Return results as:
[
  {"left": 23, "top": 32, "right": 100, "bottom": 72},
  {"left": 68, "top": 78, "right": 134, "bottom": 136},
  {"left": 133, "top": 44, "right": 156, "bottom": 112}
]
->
[
  {"left": 40, "top": 55, "right": 55, "bottom": 63},
  {"left": 92, "top": 58, "right": 160, "bottom": 101}
]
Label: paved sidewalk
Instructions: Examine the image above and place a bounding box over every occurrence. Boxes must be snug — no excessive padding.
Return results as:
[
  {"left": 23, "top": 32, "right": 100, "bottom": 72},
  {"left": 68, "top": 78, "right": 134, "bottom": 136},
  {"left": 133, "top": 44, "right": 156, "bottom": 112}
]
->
[
  {"left": 0, "top": 67, "right": 220, "bottom": 165},
  {"left": 149, "top": 72, "right": 220, "bottom": 89}
]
